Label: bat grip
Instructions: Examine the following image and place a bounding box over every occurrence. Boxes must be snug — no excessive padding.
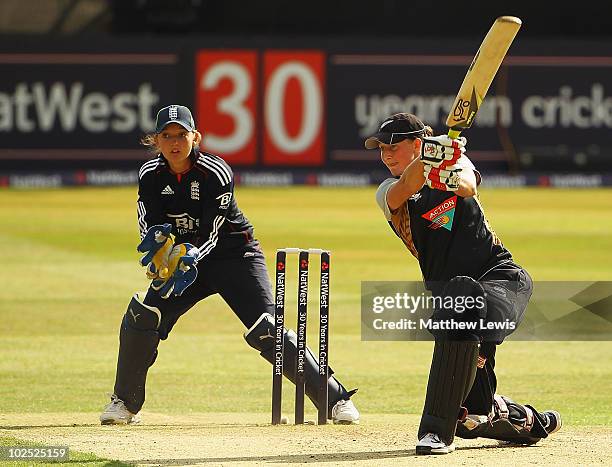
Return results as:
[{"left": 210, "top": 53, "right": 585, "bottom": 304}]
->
[{"left": 447, "top": 129, "right": 462, "bottom": 140}]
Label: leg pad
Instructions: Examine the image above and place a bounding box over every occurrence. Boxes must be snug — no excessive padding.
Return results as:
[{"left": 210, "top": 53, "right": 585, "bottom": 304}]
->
[
  {"left": 456, "top": 394, "right": 549, "bottom": 443},
  {"left": 113, "top": 294, "right": 161, "bottom": 413},
  {"left": 418, "top": 339, "right": 479, "bottom": 445}
]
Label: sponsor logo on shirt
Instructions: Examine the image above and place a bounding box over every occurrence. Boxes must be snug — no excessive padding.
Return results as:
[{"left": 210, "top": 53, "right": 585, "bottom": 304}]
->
[
  {"left": 421, "top": 195, "right": 457, "bottom": 231},
  {"left": 167, "top": 212, "right": 200, "bottom": 234},
  {"left": 216, "top": 192, "right": 232, "bottom": 210},
  {"left": 161, "top": 185, "right": 174, "bottom": 195}
]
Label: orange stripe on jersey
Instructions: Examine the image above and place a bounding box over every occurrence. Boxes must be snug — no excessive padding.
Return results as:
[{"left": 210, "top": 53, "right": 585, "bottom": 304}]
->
[{"left": 390, "top": 204, "right": 419, "bottom": 259}]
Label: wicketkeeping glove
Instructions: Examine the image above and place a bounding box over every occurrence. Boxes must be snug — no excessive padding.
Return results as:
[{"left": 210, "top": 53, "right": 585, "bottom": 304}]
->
[
  {"left": 420, "top": 135, "right": 467, "bottom": 169},
  {"left": 137, "top": 224, "right": 174, "bottom": 280},
  {"left": 424, "top": 164, "right": 462, "bottom": 191},
  {"left": 151, "top": 243, "right": 199, "bottom": 299}
]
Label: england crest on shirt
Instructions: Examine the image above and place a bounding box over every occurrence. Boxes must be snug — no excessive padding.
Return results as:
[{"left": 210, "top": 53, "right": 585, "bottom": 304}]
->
[{"left": 190, "top": 181, "right": 200, "bottom": 200}]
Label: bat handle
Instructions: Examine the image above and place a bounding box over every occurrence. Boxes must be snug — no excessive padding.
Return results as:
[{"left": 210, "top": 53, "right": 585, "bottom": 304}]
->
[{"left": 447, "top": 129, "right": 462, "bottom": 140}]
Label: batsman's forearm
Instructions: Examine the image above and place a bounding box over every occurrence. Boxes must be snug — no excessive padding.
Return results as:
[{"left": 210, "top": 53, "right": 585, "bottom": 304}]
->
[
  {"left": 400, "top": 158, "right": 426, "bottom": 189},
  {"left": 455, "top": 169, "right": 478, "bottom": 198},
  {"left": 455, "top": 180, "right": 477, "bottom": 198},
  {"left": 387, "top": 158, "right": 425, "bottom": 210}
]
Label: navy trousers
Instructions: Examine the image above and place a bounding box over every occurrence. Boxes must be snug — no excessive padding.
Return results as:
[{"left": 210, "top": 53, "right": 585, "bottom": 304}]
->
[{"left": 144, "top": 251, "right": 275, "bottom": 340}]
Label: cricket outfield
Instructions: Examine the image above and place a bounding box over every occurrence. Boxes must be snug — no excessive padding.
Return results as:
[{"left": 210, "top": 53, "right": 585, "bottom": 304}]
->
[{"left": 1, "top": 186, "right": 611, "bottom": 466}]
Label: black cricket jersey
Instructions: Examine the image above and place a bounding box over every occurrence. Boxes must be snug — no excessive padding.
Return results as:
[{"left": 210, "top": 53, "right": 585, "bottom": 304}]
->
[
  {"left": 137, "top": 149, "right": 258, "bottom": 260},
  {"left": 376, "top": 157, "right": 512, "bottom": 285}
]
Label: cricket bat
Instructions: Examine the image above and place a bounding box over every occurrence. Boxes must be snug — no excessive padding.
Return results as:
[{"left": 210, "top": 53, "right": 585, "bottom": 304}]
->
[{"left": 446, "top": 16, "right": 522, "bottom": 139}]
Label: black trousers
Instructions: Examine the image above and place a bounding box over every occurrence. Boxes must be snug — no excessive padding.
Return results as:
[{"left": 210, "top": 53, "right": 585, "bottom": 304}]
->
[
  {"left": 465, "top": 261, "right": 533, "bottom": 414},
  {"left": 144, "top": 251, "right": 274, "bottom": 340},
  {"left": 456, "top": 262, "right": 550, "bottom": 443}
]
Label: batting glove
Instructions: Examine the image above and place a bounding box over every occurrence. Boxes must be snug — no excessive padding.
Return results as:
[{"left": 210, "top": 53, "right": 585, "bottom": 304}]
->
[
  {"left": 152, "top": 243, "right": 199, "bottom": 299},
  {"left": 420, "top": 135, "right": 467, "bottom": 168},
  {"left": 137, "top": 224, "right": 174, "bottom": 280},
  {"left": 424, "top": 164, "right": 463, "bottom": 191}
]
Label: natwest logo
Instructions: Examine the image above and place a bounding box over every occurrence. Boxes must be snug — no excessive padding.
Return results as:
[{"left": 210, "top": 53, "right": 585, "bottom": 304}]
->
[{"left": 0, "top": 82, "right": 159, "bottom": 133}]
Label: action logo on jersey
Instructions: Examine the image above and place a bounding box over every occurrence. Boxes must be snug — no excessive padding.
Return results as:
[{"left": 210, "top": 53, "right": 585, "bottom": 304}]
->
[{"left": 421, "top": 196, "right": 457, "bottom": 231}]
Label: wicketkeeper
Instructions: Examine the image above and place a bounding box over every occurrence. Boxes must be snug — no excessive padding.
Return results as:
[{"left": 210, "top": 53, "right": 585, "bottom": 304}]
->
[
  {"left": 99, "top": 105, "right": 359, "bottom": 425},
  {"left": 366, "top": 112, "right": 562, "bottom": 454}
]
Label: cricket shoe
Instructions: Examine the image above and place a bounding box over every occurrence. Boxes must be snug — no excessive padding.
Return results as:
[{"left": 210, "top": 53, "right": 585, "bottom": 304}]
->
[
  {"left": 100, "top": 394, "right": 141, "bottom": 425},
  {"left": 416, "top": 433, "right": 455, "bottom": 455},
  {"left": 331, "top": 399, "right": 360, "bottom": 424},
  {"left": 543, "top": 410, "right": 562, "bottom": 435}
]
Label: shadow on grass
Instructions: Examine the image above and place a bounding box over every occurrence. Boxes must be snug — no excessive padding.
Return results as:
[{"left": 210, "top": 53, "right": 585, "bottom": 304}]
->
[
  {"left": 99, "top": 462, "right": 135, "bottom": 467},
  {"left": 457, "top": 442, "right": 541, "bottom": 451},
  {"left": 0, "top": 424, "right": 100, "bottom": 430},
  {"left": 0, "top": 422, "right": 270, "bottom": 430},
  {"left": 135, "top": 450, "right": 416, "bottom": 464},
  {"left": 133, "top": 443, "right": 541, "bottom": 464},
  {"left": 58, "top": 461, "right": 134, "bottom": 466}
]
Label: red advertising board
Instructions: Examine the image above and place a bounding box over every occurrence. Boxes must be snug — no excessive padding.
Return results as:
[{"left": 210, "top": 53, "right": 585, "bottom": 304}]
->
[
  {"left": 262, "top": 51, "right": 326, "bottom": 166},
  {"left": 195, "top": 50, "right": 258, "bottom": 165}
]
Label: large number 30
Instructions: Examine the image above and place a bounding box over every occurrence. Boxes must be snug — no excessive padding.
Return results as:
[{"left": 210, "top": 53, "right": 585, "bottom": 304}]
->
[{"left": 196, "top": 51, "right": 325, "bottom": 166}]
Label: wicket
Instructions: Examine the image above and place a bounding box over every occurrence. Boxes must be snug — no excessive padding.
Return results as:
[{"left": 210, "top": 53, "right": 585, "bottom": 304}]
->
[{"left": 272, "top": 248, "right": 330, "bottom": 425}]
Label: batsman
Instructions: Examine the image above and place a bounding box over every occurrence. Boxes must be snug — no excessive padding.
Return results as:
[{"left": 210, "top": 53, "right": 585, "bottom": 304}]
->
[{"left": 366, "top": 112, "right": 562, "bottom": 454}]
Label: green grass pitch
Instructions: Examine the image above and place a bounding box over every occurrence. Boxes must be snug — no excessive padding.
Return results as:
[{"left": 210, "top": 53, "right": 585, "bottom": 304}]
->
[{"left": 1, "top": 186, "right": 611, "bottom": 427}]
